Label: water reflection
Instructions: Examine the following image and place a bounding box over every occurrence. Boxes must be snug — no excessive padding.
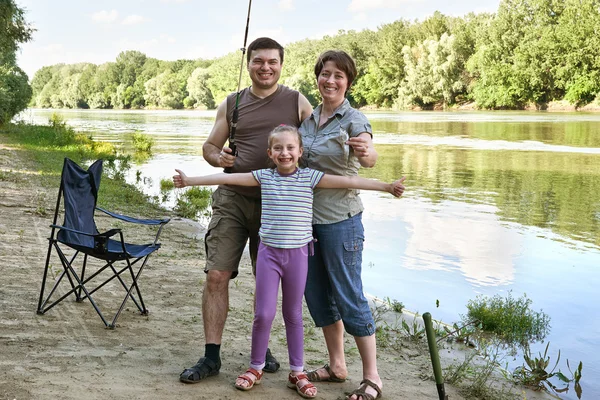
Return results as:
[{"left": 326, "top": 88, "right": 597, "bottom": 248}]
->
[{"left": 361, "top": 145, "right": 600, "bottom": 249}]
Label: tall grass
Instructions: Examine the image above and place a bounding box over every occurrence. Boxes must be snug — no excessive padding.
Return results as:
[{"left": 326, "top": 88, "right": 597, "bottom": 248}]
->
[{"left": 0, "top": 116, "right": 166, "bottom": 217}]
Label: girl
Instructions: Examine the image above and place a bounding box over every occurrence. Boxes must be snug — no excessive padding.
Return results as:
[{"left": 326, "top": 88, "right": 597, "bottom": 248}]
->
[{"left": 173, "top": 125, "right": 405, "bottom": 398}]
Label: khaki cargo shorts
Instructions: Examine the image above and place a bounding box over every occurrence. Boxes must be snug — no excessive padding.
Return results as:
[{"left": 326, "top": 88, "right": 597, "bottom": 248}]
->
[{"left": 204, "top": 187, "right": 261, "bottom": 279}]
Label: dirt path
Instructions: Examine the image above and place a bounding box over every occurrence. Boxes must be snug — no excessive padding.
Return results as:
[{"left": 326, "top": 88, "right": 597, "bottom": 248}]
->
[{"left": 0, "top": 133, "right": 552, "bottom": 400}]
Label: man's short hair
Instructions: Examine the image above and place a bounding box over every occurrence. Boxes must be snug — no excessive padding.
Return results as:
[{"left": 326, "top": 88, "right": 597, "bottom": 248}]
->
[
  {"left": 314, "top": 50, "right": 357, "bottom": 88},
  {"left": 247, "top": 37, "right": 284, "bottom": 64}
]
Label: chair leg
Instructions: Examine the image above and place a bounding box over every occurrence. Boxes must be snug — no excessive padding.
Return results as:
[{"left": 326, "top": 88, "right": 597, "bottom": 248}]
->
[
  {"left": 109, "top": 256, "right": 150, "bottom": 328},
  {"left": 77, "top": 254, "right": 88, "bottom": 302},
  {"left": 37, "top": 238, "right": 56, "bottom": 314}
]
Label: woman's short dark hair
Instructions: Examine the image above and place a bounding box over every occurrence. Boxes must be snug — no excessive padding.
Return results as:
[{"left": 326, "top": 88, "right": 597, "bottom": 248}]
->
[
  {"left": 247, "top": 37, "right": 285, "bottom": 64},
  {"left": 314, "top": 50, "right": 357, "bottom": 87}
]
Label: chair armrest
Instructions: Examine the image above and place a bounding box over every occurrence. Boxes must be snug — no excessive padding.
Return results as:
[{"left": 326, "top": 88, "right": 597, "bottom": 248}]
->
[
  {"left": 96, "top": 207, "right": 170, "bottom": 225},
  {"left": 51, "top": 225, "right": 126, "bottom": 254}
]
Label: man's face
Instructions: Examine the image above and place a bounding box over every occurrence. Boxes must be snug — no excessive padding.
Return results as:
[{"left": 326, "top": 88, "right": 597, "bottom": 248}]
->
[{"left": 247, "top": 48, "right": 282, "bottom": 90}]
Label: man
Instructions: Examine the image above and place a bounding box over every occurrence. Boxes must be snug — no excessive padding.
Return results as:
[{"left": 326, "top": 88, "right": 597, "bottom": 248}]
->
[{"left": 179, "top": 37, "right": 313, "bottom": 383}]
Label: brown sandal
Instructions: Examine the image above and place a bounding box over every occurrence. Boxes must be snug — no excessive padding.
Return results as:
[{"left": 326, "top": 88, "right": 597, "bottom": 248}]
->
[
  {"left": 346, "top": 379, "right": 382, "bottom": 400},
  {"left": 305, "top": 363, "right": 346, "bottom": 382},
  {"left": 287, "top": 372, "right": 318, "bottom": 399},
  {"left": 234, "top": 368, "right": 263, "bottom": 391}
]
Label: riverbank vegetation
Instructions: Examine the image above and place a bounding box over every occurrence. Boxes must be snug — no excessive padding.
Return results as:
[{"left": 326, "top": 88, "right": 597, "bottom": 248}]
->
[
  {"left": 26, "top": 0, "right": 600, "bottom": 111},
  {"left": 0, "top": 117, "right": 165, "bottom": 217},
  {"left": 373, "top": 292, "right": 583, "bottom": 399}
]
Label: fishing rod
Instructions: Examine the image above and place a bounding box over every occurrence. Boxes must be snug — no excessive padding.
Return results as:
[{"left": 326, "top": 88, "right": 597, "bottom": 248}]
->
[{"left": 225, "top": 0, "right": 252, "bottom": 173}]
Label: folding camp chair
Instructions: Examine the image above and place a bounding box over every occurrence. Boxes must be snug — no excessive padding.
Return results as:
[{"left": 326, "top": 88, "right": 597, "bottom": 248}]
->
[{"left": 37, "top": 158, "right": 170, "bottom": 328}]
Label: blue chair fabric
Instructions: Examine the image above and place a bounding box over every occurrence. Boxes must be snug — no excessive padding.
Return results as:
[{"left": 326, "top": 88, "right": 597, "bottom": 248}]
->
[{"left": 37, "top": 158, "right": 170, "bottom": 328}]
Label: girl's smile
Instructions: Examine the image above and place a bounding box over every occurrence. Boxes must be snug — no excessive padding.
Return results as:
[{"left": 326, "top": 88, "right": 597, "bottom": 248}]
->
[{"left": 267, "top": 131, "right": 303, "bottom": 174}]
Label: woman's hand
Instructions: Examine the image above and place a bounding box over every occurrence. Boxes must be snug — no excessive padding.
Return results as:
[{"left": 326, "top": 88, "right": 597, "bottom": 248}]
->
[
  {"left": 388, "top": 176, "right": 406, "bottom": 197},
  {"left": 347, "top": 136, "right": 370, "bottom": 158},
  {"left": 173, "top": 169, "right": 188, "bottom": 188},
  {"left": 347, "top": 133, "right": 378, "bottom": 167}
]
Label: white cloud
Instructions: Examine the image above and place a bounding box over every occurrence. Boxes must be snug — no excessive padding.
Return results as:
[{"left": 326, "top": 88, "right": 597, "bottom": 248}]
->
[
  {"left": 122, "top": 15, "right": 149, "bottom": 25},
  {"left": 348, "top": 0, "right": 418, "bottom": 13},
  {"left": 279, "top": 0, "right": 295, "bottom": 11},
  {"left": 91, "top": 10, "right": 119, "bottom": 23}
]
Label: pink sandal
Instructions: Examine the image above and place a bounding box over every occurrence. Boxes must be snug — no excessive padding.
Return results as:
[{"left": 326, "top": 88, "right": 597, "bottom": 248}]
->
[
  {"left": 234, "top": 368, "right": 263, "bottom": 391},
  {"left": 287, "top": 372, "right": 318, "bottom": 399}
]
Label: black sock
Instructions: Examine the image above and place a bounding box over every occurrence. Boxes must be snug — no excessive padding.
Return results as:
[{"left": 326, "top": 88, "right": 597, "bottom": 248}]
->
[{"left": 205, "top": 343, "right": 221, "bottom": 363}]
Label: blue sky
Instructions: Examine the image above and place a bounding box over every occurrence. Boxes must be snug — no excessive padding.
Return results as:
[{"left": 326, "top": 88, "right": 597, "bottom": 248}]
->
[{"left": 16, "top": 0, "right": 500, "bottom": 78}]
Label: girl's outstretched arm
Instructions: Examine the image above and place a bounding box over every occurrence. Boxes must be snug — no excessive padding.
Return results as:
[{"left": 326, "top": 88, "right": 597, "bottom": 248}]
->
[
  {"left": 317, "top": 174, "right": 406, "bottom": 197},
  {"left": 173, "top": 169, "right": 258, "bottom": 188}
]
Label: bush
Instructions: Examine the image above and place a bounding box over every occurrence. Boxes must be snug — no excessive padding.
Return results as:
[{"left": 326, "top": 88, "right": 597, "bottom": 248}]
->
[
  {"left": 160, "top": 178, "right": 174, "bottom": 191},
  {"left": 463, "top": 291, "right": 550, "bottom": 349},
  {"left": 174, "top": 186, "right": 212, "bottom": 219},
  {"left": 131, "top": 132, "right": 154, "bottom": 153}
]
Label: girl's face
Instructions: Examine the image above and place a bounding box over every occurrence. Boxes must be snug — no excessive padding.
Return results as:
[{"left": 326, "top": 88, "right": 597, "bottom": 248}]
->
[
  {"left": 267, "top": 131, "right": 303, "bottom": 174},
  {"left": 317, "top": 60, "right": 348, "bottom": 107}
]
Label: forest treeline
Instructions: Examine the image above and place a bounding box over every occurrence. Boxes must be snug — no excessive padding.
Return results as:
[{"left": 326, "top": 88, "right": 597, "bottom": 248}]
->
[{"left": 6, "top": 0, "right": 600, "bottom": 120}]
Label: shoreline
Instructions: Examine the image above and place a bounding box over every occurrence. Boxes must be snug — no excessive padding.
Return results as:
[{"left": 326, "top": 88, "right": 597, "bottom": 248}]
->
[{"left": 19, "top": 99, "right": 600, "bottom": 115}]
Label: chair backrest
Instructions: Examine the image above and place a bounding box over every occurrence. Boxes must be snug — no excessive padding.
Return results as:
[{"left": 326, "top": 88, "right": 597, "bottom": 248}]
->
[{"left": 56, "top": 158, "right": 103, "bottom": 248}]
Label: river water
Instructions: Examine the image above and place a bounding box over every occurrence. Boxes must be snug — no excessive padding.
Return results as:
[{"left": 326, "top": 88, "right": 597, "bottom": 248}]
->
[{"left": 19, "top": 108, "right": 600, "bottom": 399}]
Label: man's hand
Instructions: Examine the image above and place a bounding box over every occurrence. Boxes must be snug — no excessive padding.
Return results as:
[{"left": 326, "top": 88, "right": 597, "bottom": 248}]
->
[{"left": 219, "top": 147, "right": 236, "bottom": 168}]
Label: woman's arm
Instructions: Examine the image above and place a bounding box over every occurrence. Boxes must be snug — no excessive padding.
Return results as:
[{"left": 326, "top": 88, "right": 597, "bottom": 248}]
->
[
  {"left": 316, "top": 174, "right": 405, "bottom": 197},
  {"left": 347, "top": 132, "right": 378, "bottom": 168},
  {"left": 173, "top": 169, "right": 258, "bottom": 188}
]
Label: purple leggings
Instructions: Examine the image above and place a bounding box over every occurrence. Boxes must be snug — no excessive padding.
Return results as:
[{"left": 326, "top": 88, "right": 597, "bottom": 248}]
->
[{"left": 250, "top": 242, "right": 309, "bottom": 372}]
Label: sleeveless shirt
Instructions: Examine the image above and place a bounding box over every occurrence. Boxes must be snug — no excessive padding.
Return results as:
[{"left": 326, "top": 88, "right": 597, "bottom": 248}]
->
[{"left": 222, "top": 85, "right": 300, "bottom": 198}]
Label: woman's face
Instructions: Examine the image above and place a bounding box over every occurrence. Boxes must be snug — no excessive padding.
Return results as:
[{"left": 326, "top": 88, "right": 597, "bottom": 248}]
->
[{"left": 317, "top": 60, "right": 348, "bottom": 106}]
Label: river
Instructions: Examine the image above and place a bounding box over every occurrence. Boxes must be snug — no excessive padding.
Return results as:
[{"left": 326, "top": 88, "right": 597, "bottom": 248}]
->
[{"left": 18, "top": 108, "right": 600, "bottom": 399}]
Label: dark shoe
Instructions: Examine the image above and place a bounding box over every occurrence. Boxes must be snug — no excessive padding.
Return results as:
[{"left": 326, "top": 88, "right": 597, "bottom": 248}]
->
[
  {"left": 179, "top": 357, "right": 221, "bottom": 383},
  {"left": 306, "top": 364, "right": 346, "bottom": 382},
  {"left": 263, "top": 348, "right": 280, "bottom": 373}
]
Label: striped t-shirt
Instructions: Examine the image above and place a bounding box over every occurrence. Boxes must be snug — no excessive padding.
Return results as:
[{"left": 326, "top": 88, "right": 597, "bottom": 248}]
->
[{"left": 252, "top": 168, "right": 324, "bottom": 249}]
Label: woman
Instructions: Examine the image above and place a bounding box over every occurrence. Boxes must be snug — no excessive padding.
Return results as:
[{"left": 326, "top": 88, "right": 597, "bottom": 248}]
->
[{"left": 299, "top": 50, "right": 389, "bottom": 400}]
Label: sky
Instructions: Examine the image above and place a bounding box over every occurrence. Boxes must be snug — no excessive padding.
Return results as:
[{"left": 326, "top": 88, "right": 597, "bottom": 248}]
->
[{"left": 15, "top": 0, "right": 501, "bottom": 79}]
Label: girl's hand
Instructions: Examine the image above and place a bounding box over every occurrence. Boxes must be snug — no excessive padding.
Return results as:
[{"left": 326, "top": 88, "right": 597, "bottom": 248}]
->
[
  {"left": 173, "top": 169, "right": 188, "bottom": 188},
  {"left": 389, "top": 176, "right": 406, "bottom": 197},
  {"left": 346, "top": 137, "right": 370, "bottom": 158}
]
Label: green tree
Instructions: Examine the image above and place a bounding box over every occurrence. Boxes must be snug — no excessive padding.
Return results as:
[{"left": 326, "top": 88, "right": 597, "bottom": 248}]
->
[
  {"left": 113, "top": 50, "right": 147, "bottom": 108},
  {"left": 468, "top": 0, "right": 566, "bottom": 108},
  {"left": 207, "top": 52, "right": 246, "bottom": 104},
  {"left": 187, "top": 67, "right": 215, "bottom": 109},
  {"left": 555, "top": 0, "right": 600, "bottom": 106},
  {"left": 0, "top": 0, "right": 34, "bottom": 64},
  {"left": 144, "top": 69, "right": 185, "bottom": 109},
  {"left": 0, "top": 0, "right": 34, "bottom": 123},
  {"left": 398, "top": 33, "right": 468, "bottom": 108},
  {"left": 0, "top": 64, "right": 31, "bottom": 123}
]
